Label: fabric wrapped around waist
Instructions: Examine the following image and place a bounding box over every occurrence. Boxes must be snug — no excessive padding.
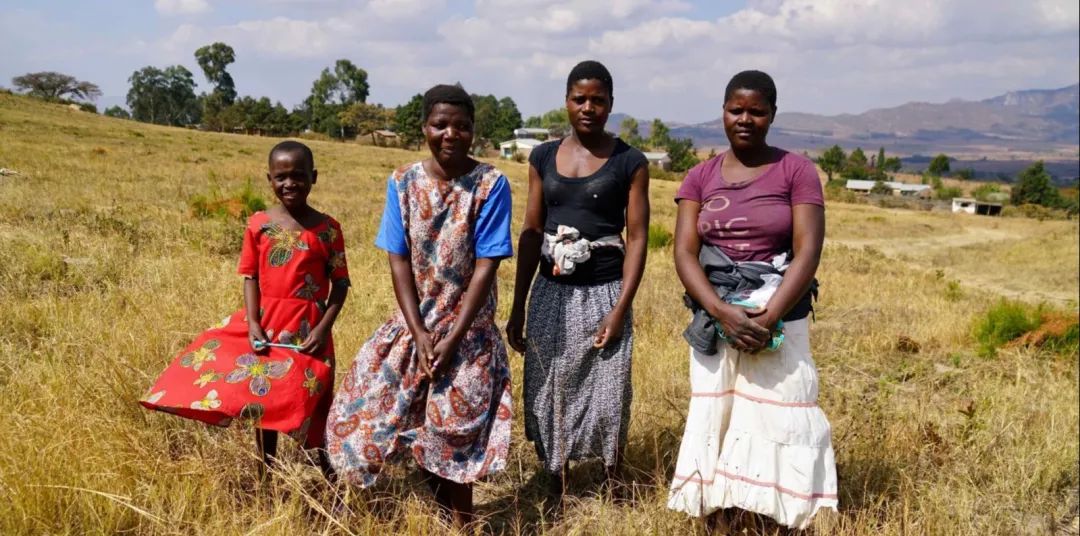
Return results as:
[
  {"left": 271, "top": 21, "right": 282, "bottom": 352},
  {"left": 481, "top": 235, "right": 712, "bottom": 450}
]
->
[
  {"left": 683, "top": 245, "right": 817, "bottom": 355},
  {"left": 541, "top": 225, "right": 624, "bottom": 276}
]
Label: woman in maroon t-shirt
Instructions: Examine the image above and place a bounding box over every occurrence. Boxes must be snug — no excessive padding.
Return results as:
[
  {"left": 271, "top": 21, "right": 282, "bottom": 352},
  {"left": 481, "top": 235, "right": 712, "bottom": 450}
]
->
[{"left": 666, "top": 71, "right": 838, "bottom": 530}]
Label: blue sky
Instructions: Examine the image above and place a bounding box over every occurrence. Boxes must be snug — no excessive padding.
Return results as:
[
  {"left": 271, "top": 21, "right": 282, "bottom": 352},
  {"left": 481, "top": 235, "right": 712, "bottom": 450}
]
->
[{"left": 2, "top": 0, "right": 1077, "bottom": 123}]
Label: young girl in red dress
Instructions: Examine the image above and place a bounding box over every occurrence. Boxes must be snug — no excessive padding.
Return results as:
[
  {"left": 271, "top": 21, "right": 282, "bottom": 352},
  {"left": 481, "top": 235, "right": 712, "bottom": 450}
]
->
[{"left": 141, "top": 141, "right": 349, "bottom": 477}]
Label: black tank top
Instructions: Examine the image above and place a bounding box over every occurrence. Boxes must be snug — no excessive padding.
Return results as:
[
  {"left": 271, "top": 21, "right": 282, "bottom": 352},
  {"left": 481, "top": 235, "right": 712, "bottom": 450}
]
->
[{"left": 528, "top": 138, "right": 647, "bottom": 285}]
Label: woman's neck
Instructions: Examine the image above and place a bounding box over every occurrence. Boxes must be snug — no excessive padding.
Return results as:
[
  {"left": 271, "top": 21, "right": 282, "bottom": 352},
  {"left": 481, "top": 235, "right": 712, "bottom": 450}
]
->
[
  {"left": 728, "top": 144, "right": 774, "bottom": 167},
  {"left": 425, "top": 156, "right": 476, "bottom": 181},
  {"left": 569, "top": 129, "right": 612, "bottom": 153}
]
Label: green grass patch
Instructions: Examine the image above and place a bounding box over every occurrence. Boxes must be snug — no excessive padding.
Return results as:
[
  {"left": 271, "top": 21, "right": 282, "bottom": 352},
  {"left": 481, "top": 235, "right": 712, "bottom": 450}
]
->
[
  {"left": 973, "top": 300, "right": 1039, "bottom": 357},
  {"left": 647, "top": 223, "right": 673, "bottom": 250}
]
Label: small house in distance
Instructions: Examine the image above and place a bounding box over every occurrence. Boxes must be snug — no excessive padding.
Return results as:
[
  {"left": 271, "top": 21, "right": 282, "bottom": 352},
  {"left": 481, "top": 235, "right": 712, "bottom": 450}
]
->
[
  {"left": 846, "top": 179, "right": 932, "bottom": 197},
  {"left": 371, "top": 129, "right": 399, "bottom": 147},
  {"left": 951, "top": 197, "right": 1003, "bottom": 216},
  {"left": 643, "top": 151, "right": 672, "bottom": 171},
  {"left": 512, "top": 127, "right": 551, "bottom": 140},
  {"left": 499, "top": 138, "right": 544, "bottom": 159}
]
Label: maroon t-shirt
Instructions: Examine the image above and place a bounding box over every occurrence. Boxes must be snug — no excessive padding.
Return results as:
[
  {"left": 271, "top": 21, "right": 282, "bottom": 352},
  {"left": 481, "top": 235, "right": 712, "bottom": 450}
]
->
[{"left": 675, "top": 149, "right": 824, "bottom": 263}]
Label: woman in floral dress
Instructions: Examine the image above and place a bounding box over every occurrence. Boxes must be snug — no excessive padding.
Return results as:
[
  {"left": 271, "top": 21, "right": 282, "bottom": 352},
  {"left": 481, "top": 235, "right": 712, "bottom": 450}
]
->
[{"left": 325, "top": 85, "right": 513, "bottom": 528}]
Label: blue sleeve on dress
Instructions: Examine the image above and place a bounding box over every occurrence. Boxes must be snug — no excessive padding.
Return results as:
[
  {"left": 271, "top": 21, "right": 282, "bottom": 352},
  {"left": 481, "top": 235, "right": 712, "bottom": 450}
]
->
[
  {"left": 474, "top": 175, "right": 514, "bottom": 259},
  {"left": 374, "top": 176, "right": 409, "bottom": 255}
]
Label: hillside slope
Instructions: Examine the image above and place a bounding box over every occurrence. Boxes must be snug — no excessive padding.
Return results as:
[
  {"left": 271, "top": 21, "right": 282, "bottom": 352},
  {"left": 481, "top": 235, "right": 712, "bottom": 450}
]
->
[{"left": 0, "top": 93, "right": 1076, "bottom": 535}]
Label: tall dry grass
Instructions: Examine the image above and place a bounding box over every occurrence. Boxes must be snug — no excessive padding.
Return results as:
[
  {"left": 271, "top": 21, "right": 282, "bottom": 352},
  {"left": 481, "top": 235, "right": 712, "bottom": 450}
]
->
[{"left": 0, "top": 93, "right": 1077, "bottom": 535}]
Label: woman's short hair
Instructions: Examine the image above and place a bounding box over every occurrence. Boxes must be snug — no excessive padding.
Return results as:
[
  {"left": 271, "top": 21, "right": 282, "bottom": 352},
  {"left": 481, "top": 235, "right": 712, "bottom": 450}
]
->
[
  {"left": 422, "top": 84, "right": 475, "bottom": 122},
  {"left": 724, "top": 70, "right": 778, "bottom": 111},
  {"left": 566, "top": 60, "right": 613, "bottom": 97}
]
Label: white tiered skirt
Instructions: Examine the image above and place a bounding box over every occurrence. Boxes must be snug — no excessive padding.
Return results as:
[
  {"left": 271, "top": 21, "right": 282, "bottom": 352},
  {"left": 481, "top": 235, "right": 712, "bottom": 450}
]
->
[{"left": 667, "top": 319, "right": 838, "bottom": 530}]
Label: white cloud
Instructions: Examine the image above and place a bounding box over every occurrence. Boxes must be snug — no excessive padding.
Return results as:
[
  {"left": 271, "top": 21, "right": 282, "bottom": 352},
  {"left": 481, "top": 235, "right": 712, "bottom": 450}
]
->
[
  {"left": 581, "top": 0, "right": 1080, "bottom": 118},
  {"left": 154, "top": 0, "right": 210, "bottom": 16},
  {"left": 4, "top": 0, "right": 1076, "bottom": 123},
  {"left": 368, "top": 0, "right": 444, "bottom": 19}
]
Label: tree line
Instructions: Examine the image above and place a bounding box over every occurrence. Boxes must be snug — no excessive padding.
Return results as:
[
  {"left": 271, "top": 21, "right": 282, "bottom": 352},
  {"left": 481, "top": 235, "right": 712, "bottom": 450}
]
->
[{"left": 10, "top": 42, "right": 522, "bottom": 152}]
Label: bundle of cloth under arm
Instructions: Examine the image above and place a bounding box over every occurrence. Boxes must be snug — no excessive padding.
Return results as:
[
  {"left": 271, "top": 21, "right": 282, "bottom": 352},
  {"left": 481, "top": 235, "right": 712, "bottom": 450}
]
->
[{"left": 682, "top": 244, "right": 817, "bottom": 355}]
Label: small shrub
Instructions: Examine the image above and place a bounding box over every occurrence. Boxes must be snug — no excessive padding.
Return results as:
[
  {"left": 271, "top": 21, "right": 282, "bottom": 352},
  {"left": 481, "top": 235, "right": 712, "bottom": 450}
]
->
[
  {"left": 511, "top": 151, "right": 526, "bottom": 163},
  {"left": 944, "top": 279, "right": 963, "bottom": 301},
  {"left": 189, "top": 179, "right": 266, "bottom": 221},
  {"left": 973, "top": 300, "right": 1039, "bottom": 357},
  {"left": 869, "top": 180, "right": 892, "bottom": 195},
  {"left": 647, "top": 224, "right": 673, "bottom": 250},
  {"left": 824, "top": 180, "right": 857, "bottom": 203},
  {"left": 935, "top": 186, "right": 963, "bottom": 201}
]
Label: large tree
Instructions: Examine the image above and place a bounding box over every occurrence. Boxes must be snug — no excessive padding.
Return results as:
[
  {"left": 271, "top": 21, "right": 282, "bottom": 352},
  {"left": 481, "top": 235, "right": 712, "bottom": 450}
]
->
[
  {"left": 648, "top": 118, "right": 671, "bottom": 150},
  {"left": 469, "top": 94, "right": 522, "bottom": 153},
  {"left": 928, "top": 153, "right": 951, "bottom": 177},
  {"left": 312, "top": 60, "right": 369, "bottom": 106},
  {"left": 1010, "top": 161, "right": 1061, "bottom": 207},
  {"left": 340, "top": 102, "right": 392, "bottom": 144},
  {"left": 882, "top": 156, "right": 903, "bottom": 172},
  {"left": 12, "top": 71, "right": 101, "bottom": 102},
  {"left": 494, "top": 97, "right": 522, "bottom": 144},
  {"left": 841, "top": 147, "right": 870, "bottom": 180},
  {"left": 194, "top": 42, "right": 238, "bottom": 130},
  {"left": 666, "top": 136, "right": 700, "bottom": 172},
  {"left": 306, "top": 59, "right": 370, "bottom": 138},
  {"left": 817, "top": 145, "right": 846, "bottom": 181},
  {"left": 620, "top": 117, "right": 644, "bottom": 148},
  {"left": 194, "top": 42, "right": 237, "bottom": 104},
  {"left": 127, "top": 65, "right": 200, "bottom": 126},
  {"left": 524, "top": 108, "right": 569, "bottom": 137},
  {"left": 394, "top": 93, "right": 424, "bottom": 150}
]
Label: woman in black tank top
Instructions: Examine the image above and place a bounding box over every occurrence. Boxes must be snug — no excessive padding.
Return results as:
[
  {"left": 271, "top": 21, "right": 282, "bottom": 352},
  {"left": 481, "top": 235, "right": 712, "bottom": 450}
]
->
[{"left": 506, "top": 60, "right": 651, "bottom": 507}]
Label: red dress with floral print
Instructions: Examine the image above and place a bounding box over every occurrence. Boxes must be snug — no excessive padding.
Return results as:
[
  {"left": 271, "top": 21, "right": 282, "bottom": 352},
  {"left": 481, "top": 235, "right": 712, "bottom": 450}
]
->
[{"left": 140, "top": 211, "right": 349, "bottom": 448}]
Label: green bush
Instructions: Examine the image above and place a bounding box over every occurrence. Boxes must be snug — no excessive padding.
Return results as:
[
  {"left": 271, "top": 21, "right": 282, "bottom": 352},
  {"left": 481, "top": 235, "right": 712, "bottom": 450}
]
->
[
  {"left": 973, "top": 300, "right": 1039, "bottom": 357},
  {"left": 824, "top": 180, "right": 857, "bottom": 203},
  {"left": 647, "top": 224, "right": 673, "bottom": 250},
  {"left": 189, "top": 179, "right": 266, "bottom": 220},
  {"left": 869, "top": 180, "right": 892, "bottom": 195},
  {"left": 972, "top": 182, "right": 1002, "bottom": 201},
  {"left": 935, "top": 186, "right": 963, "bottom": 201}
]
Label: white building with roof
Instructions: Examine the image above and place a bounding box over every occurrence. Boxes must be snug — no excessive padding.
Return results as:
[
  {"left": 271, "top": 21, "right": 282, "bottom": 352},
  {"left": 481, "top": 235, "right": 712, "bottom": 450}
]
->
[
  {"left": 499, "top": 138, "right": 544, "bottom": 159},
  {"left": 512, "top": 127, "right": 551, "bottom": 140},
  {"left": 643, "top": 151, "right": 671, "bottom": 171},
  {"left": 845, "top": 179, "right": 932, "bottom": 197},
  {"left": 951, "top": 197, "right": 1003, "bottom": 216}
]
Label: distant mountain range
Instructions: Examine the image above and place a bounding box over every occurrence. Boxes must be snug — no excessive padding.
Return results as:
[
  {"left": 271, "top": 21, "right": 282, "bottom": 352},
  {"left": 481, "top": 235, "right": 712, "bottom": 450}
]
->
[{"left": 668, "top": 84, "right": 1079, "bottom": 157}]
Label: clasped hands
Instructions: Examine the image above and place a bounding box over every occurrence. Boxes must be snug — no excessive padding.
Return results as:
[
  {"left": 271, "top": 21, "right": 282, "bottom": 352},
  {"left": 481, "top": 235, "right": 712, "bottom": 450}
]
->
[{"left": 713, "top": 302, "right": 777, "bottom": 354}]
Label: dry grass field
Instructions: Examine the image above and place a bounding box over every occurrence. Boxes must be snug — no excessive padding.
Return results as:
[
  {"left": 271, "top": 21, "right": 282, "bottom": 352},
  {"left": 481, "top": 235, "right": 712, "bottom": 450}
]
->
[{"left": 1, "top": 92, "right": 1077, "bottom": 535}]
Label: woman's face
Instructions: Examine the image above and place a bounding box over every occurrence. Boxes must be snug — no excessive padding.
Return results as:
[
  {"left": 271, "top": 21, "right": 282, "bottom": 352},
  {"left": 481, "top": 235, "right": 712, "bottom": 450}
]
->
[
  {"left": 424, "top": 103, "right": 474, "bottom": 167},
  {"left": 566, "top": 79, "right": 611, "bottom": 136},
  {"left": 722, "top": 88, "right": 774, "bottom": 151}
]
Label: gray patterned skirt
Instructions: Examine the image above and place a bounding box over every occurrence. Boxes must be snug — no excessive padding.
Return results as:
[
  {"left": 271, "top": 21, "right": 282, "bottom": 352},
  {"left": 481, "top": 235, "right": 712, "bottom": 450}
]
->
[{"left": 524, "top": 276, "right": 633, "bottom": 473}]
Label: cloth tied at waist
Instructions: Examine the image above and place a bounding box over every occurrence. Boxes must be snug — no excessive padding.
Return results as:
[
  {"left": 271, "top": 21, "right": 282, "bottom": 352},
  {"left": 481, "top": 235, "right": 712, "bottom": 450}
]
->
[
  {"left": 683, "top": 245, "right": 817, "bottom": 355},
  {"left": 541, "top": 225, "right": 624, "bottom": 276}
]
